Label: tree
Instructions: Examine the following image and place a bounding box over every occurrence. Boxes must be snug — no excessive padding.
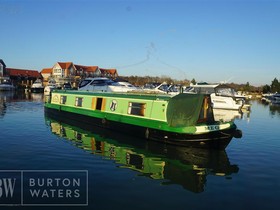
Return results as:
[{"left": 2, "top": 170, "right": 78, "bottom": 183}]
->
[
  {"left": 191, "top": 78, "right": 196, "bottom": 85},
  {"left": 262, "top": 84, "right": 271, "bottom": 93},
  {"left": 271, "top": 78, "right": 280, "bottom": 93},
  {"left": 243, "top": 82, "right": 251, "bottom": 92}
]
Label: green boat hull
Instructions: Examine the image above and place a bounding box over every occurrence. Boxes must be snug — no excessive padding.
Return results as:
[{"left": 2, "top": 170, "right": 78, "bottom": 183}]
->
[{"left": 45, "top": 106, "right": 239, "bottom": 149}]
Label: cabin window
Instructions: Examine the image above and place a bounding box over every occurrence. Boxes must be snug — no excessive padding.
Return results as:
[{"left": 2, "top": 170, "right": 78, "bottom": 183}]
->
[
  {"left": 216, "top": 88, "right": 234, "bottom": 97},
  {"left": 75, "top": 97, "right": 83, "bottom": 107},
  {"left": 60, "top": 95, "right": 67, "bottom": 104},
  {"left": 78, "top": 79, "right": 91, "bottom": 88},
  {"left": 96, "top": 97, "right": 103, "bottom": 110},
  {"left": 128, "top": 102, "right": 146, "bottom": 116},
  {"left": 90, "top": 79, "right": 109, "bottom": 86}
]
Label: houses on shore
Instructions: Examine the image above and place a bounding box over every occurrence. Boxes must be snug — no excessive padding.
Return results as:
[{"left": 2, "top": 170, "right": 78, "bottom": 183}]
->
[
  {"left": 41, "top": 62, "right": 118, "bottom": 88},
  {"left": 0, "top": 59, "right": 118, "bottom": 89}
]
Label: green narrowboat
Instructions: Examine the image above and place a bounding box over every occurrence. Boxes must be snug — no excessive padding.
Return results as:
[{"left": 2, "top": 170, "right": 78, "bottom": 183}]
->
[{"left": 44, "top": 90, "right": 242, "bottom": 149}]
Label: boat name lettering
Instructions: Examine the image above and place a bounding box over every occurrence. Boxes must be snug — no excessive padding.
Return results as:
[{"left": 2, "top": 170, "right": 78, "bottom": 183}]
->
[
  {"left": 110, "top": 100, "right": 118, "bottom": 111},
  {"left": 206, "top": 125, "right": 219, "bottom": 131}
]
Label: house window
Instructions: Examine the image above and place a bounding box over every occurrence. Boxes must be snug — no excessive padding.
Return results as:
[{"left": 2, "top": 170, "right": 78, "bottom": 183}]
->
[
  {"left": 60, "top": 96, "right": 67, "bottom": 104},
  {"left": 54, "top": 69, "right": 61, "bottom": 74},
  {"left": 75, "top": 97, "right": 83, "bottom": 107},
  {"left": 128, "top": 102, "right": 146, "bottom": 116}
]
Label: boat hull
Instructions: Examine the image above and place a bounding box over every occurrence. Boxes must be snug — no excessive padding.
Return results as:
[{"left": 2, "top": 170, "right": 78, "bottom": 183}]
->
[{"left": 45, "top": 106, "right": 239, "bottom": 150}]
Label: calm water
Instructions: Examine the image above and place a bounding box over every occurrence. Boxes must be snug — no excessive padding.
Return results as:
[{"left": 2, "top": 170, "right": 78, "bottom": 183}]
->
[{"left": 0, "top": 91, "right": 280, "bottom": 210}]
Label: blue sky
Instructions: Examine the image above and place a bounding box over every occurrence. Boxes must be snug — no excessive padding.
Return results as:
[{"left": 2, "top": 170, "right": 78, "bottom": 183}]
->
[{"left": 1, "top": 0, "right": 279, "bottom": 86}]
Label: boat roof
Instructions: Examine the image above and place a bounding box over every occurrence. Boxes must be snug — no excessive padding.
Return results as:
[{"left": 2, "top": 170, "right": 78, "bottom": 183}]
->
[
  {"left": 52, "top": 89, "right": 173, "bottom": 101},
  {"left": 82, "top": 77, "right": 111, "bottom": 81},
  {"left": 190, "top": 83, "right": 219, "bottom": 88}
]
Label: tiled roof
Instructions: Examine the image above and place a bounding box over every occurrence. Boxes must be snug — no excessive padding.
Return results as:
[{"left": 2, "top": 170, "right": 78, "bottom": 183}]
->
[
  {"left": 100, "top": 68, "right": 118, "bottom": 75},
  {"left": 74, "top": 64, "right": 99, "bottom": 72},
  {"left": 57, "top": 62, "right": 73, "bottom": 69},
  {"left": 41, "top": 62, "right": 118, "bottom": 76},
  {"left": 74, "top": 64, "right": 86, "bottom": 70},
  {"left": 41, "top": 68, "right": 53, "bottom": 74},
  {"left": 6, "top": 68, "right": 41, "bottom": 78},
  {"left": 85, "top": 66, "right": 99, "bottom": 72}
]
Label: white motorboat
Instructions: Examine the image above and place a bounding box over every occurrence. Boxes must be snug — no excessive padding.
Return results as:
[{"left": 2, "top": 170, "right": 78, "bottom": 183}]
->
[
  {"left": 141, "top": 82, "right": 180, "bottom": 95},
  {"left": 0, "top": 77, "right": 15, "bottom": 91},
  {"left": 44, "top": 80, "right": 57, "bottom": 95},
  {"left": 31, "top": 79, "right": 44, "bottom": 93},
  {"left": 78, "top": 77, "right": 137, "bottom": 92},
  {"left": 271, "top": 93, "right": 280, "bottom": 104},
  {"left": 261, "top": 93, "right": 274, "bottom": 103},
  {"left": 117, "top": 81, "right": 138, "bottom": 89},
  {"left": 261, "top": 93, "right": 280, "bottom": 104},
  {"left": 185, "top": 83, "right": 246, "bottom": 110},
  {"left": 61, "top": 82, "right": 72, "bottom": 90}
]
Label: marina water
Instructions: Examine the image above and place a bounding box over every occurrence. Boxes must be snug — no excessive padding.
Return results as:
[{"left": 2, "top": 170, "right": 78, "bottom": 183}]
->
[{"left": 0, "top": 91, "right": 279, "bottom": 210}]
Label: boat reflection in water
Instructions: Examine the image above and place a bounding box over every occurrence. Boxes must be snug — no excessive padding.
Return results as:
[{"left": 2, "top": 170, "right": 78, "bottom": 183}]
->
[
  {"left": 0, "top": 91, "right": 13, "bottom": 118},
  {"left": 0, "top": 91, "right": 44, "bottom": 118},
  {"left": 260, "top": 99, "right": 280, "bottom": 118},
  {"left": 213, "top": 108, "right": 251, "bottom": 123},
  {"left": 45, "top": 114, "right": 240, "bottom": 193},
  {"left": 213, "top": 109, "right": 242, "bottom": 122},
  {"left": 269, "top": 104, "right": 280, "bottom": 118}
]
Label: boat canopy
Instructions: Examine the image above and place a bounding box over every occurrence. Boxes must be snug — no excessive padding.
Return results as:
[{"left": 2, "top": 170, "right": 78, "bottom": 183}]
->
[
  {"left": 166, "top": 93, "right": 204, "bottom": 127},
  {"left": 214, "top": 84, "right": 236, "bottom": 97}
]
